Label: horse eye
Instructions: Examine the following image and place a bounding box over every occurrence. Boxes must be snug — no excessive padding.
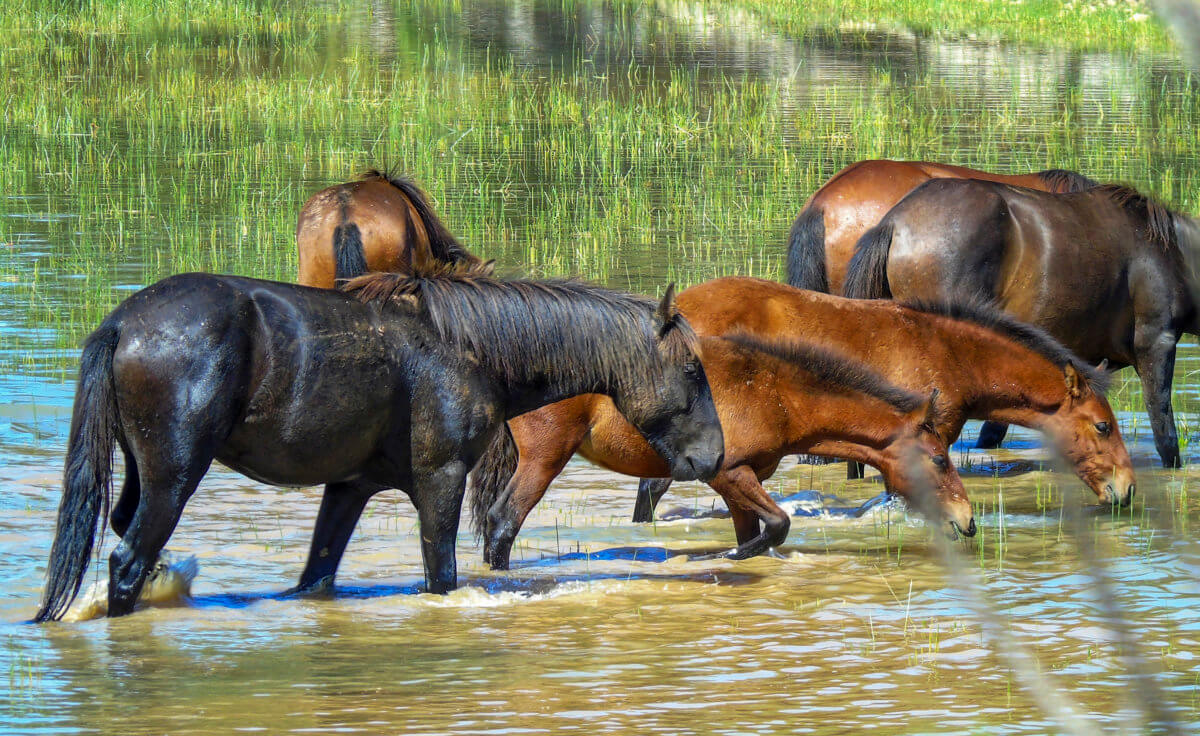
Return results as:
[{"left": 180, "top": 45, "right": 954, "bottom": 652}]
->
[
  {"left": 684, "top": 361, "right": 699, "bottom": 375},
  {"left": 932, "top": 455, "right": 947, "bottom": 469},
  {"left": 1095, "top": 421, "right": 1111, "bottom": 437}
]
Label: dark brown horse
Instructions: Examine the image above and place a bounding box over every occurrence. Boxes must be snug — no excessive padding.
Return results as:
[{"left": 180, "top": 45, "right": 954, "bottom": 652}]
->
[
  {"left": 35, "top": 268, "right": 723, "bottom": 621},
  {"left": 470, "top": 334, "right": 976, "bottom": 570},
  {"left": 786, "top": 159, "right": 1096, "bottom": 296},
  {"left": 631, "top": 277, "right": 1133, "bottom": 522},
  {"left": 842, "top": 179, "right": 1200, "bottom": 468},
  {"left": 296, "top": 170, "right": 489, "bottom": 288}
]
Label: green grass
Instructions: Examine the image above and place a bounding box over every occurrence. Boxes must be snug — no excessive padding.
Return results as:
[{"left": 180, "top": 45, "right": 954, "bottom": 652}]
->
[{"left": 731, "top": 0, "right": 1174, "bottom": 53}]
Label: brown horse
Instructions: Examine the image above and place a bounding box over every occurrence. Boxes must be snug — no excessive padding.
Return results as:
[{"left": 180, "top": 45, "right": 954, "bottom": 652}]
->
[
  {"left": 842, "top": 179, "right": 1200, "bottom": 468},
  {"left": 296, "top": 170, "right": 490, "bottom": 288},
  {"left": 631, "top": 276, "right": 1133, "bottom": 522},
  {"left": 470, "top": 333, "right": 976, "bottom": 570},
  {"left": 786, "top": 160, "right": 1095, "bottom": 297}
]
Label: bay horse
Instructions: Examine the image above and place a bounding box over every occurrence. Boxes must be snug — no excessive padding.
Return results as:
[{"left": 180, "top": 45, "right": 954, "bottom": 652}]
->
[
  {"left": 34, "top": 268, "right": 723, "bottom": 621},
  {"left": 786, "top": 159, "right": 1096, "bottom": 296},
  {"left": 470, "top": 333, "right": 976, "bottom": 571},
  {"left": 296, "top": 170, "right": 490, "bottom": 288},
  {"left": 842, "top": 179, "right": 1200, "bottom": 468},
  {"left": 631, "top": 277, "right": 1132, "bottom": 523}
]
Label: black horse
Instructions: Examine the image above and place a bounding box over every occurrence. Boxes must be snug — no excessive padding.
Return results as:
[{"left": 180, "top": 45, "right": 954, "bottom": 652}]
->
[
  {"left": 35, "top": 266, "right": 724, "bottom": 621},
  {"left": 842, "top": 179, "right": 1200, "bottom": 468}
]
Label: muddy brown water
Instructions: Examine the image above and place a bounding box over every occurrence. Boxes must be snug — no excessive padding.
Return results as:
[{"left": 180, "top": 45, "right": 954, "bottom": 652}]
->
[{"left": 2, "top": 1, "right": 1200, "bottom": 733}]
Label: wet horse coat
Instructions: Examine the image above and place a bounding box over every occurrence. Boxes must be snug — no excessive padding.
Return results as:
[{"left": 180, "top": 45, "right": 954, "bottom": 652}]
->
[{"left": 35, "top": 270, "right": 723, "bottom": 621}]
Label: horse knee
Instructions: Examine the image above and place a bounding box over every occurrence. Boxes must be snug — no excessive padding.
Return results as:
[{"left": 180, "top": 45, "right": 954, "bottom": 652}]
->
[{"left": 764, "top": 513, "right": 791, "bottom": 547}]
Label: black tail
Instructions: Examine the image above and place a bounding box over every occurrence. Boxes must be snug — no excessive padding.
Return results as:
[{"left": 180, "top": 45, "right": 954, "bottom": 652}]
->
[
  {"left": 365, "top": 170, "right": 481, "bottom": 267},
  {"left": 785, "top": 207, "right": 829, "bottom": 292},
  {"left": 467, "top": 423, "right": 519, "bottom": 541},
  {"left": 1036, "top": 168, "right": 1097, "bottom": 194},
  {"left": 842, "top": 222, "right": 894, "bottom": 299},
  {"left": 35, "top": 322, "right": 121, "bottom": 623},
  {"left": 333, "top": 222, "right": 368, "bottom": 284}
]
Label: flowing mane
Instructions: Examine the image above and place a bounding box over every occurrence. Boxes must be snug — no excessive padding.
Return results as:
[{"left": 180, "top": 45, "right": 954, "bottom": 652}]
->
[
  {"left": 1035, "top": 168, "right": 1097, "bottom": 193},
  {"left": 343, "top": 270, "right": 698, "bottom": 392},
  {"left": 1089, "top": 183, "right": 1180, "bottom": 252},
  {"left": 898, "top": 297, "right": 1112, "bottom": 395},
  {"left": 725, "top": 333, "right": 925, "bottom": 413}
]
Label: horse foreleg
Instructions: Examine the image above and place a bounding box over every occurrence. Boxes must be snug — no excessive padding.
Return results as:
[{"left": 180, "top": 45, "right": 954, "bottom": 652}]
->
[
  {"left": 1135, "top": 330, "right": 1182, "bottom": 468},
  {"left": 975, "top": 421, "right": 1009, "bottom": 449},
  {"left": 413, "top": 461, "right": 469, "bottom": 594},
  {"left": 707, "top": 466, "right": 790, "bottom": 559},
  {"left": 486, "top": 452, "right": 571, "bottom": 571},
  {"left": 632, "top": 478, "right": 672, "bottom": 523},
  {"left": 292, "top": 480, "right": 384, "bottom": 594}
]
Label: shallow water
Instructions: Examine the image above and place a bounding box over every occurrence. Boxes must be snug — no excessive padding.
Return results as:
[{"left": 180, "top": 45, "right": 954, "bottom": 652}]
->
[{"left": 3, "top": 1, "right": 1200, "bottom": 733}]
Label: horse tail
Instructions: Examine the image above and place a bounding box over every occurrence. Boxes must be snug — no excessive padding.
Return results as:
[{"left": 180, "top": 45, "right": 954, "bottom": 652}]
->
[
  {"left": 785, "top": 207, "right": 829, "bottom": 292},
  {"left": 1036, "top": 168, "right": 1097, "bottom": 193},
  {"left": 468, "top": 423, "right": 518, "bottom": 542},
  {"left": 365, "top": 170, "right": 479, "bottom": 267},
  {"left": 333, "top": 222, "right": 369, "bottom": 284},
  {"left": 842, "top": 222, "right": 894, "bottom": 299},
  {"left": 35, "top": 322, "right": 121, "bottom": 623}
]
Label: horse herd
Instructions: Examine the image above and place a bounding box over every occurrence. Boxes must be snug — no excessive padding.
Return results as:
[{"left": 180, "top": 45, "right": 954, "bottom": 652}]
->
[{"left": 36, "top": 161, "right": 1197, "bottom": 622}]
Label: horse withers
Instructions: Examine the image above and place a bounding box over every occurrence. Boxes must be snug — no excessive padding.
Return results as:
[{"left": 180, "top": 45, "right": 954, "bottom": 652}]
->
[
  {"left": 35, "top": 269, "right": 723, "bottom": 621},
  {"left": 843, "top": 179, "right": 1200, "bottom": 468},
  {"left": 630, "top": 277, "right": 1133, "bottom": 523},
  {"left": 470, "top": 334, "right": 975, "bottom": 570},
  {"left": 296, "top": 170, "right": 490, "bottom": 287}
]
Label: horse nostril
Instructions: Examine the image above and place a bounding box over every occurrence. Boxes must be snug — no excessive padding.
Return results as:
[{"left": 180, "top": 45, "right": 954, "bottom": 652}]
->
[
  {"left": 1104, "top": 483, "right": 1116, "bottom": 502},
  {"left": 966, "top": 518, "right": 977, "bottom": 537},
  {"left": 1127, "top": 484, "right": 1137, "bottom": 500}
]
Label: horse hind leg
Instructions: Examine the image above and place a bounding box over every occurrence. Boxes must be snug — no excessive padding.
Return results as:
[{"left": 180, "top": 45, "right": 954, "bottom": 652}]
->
[
  {"left": 291, "top": 480, "right": 383, "bottom": 594},
  {"left": 110, "top": 445, "right": 139, "bottom": 538},
  {"left": 632, "top": 478, "right": 672, "bottom": 523},
  {"left": 975, "top": 421, "right": 1009, "bottom": 449},
  {"left": 107, "top": 451, "right": 212, "bottom": 617}
]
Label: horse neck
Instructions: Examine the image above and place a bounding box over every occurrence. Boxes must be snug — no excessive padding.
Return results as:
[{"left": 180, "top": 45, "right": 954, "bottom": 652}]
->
[
  {"left": 780, "top": 389, "right": 902, "bottom": 468},
  {"left": 933, "top": 320, "right": 1064, "bottom": 429}
]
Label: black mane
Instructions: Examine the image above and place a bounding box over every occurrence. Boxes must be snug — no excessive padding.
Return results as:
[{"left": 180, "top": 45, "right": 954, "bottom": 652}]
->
[
  {"left": 898, "top": 297, "right": 1112, "bottom": 395},
  {"left": 1036, "top": 168, "right": 1097, "bottom": 193},
  {"left": 344, "top": 270, "right": 697, "bottom": 392},
  {"left": 725, "top": 333, "right": 925, "bottom": 413},
  {"left": 1088, "top": 183, "right": 1180, "bottom": 252}
]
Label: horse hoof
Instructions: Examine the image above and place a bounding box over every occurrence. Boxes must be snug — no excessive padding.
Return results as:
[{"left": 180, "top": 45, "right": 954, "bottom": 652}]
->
[{"left": 282, "top": 575, "right": 336, "bottom": 599}]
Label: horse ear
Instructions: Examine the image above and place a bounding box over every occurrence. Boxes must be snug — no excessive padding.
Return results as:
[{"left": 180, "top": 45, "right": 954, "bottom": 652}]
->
[
  {"left": 657, "top": 283, "right": 679, "bottom": 328},
  {"left": 1097, "top": 358, "right": 1110, "bottom": 372},
  {"left": 921, "top": 388, "right": 940, "bottom": 433},
  {"left": 1063, "top": 362, "right": 1084, "bottom": 398}
]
